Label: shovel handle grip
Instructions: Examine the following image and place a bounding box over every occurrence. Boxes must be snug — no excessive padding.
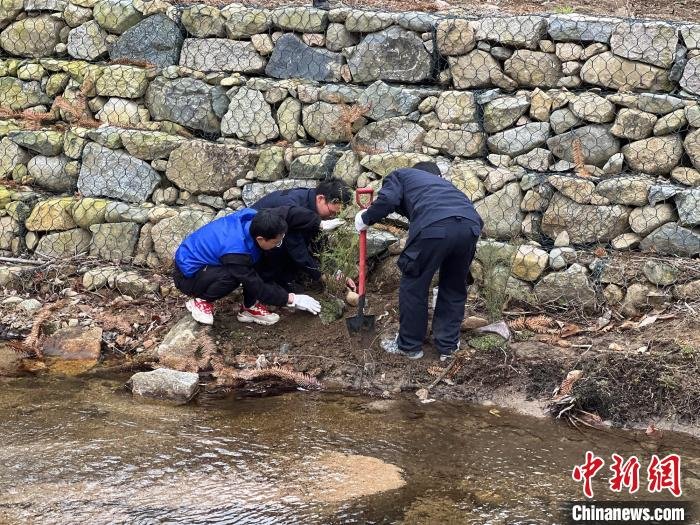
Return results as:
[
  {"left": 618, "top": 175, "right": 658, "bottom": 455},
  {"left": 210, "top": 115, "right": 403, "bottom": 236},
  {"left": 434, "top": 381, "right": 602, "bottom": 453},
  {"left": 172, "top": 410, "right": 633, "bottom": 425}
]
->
[{"left": 356, "top": 187, "right": 374, "bottom": 209}]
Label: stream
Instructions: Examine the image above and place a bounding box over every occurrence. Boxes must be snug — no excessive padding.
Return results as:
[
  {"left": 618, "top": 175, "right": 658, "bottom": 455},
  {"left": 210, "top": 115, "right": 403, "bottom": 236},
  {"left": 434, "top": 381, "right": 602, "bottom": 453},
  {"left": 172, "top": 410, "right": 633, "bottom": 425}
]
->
[{"left": 0, "top": 374, "right": 698, "bottom": 524}]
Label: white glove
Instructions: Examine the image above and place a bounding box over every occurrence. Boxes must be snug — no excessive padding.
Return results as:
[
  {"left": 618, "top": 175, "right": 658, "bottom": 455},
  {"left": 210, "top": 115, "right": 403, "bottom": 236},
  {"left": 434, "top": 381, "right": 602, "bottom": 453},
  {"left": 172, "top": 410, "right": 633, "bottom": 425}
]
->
[
  {"left": 290, "top": 294, "right": 321, "bottom": 315},
  {"left": 354, "top": 211, "right": 368, "bottom": 232},
  {"left": 320, "top": 218, "right": 345, "bottom": 231}
]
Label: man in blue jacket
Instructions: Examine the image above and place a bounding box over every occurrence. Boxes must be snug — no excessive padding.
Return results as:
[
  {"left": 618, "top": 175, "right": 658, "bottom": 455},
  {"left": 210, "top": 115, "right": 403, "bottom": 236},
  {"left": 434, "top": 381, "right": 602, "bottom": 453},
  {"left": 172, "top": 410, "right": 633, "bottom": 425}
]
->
[
  {"left": 173, "top": 207, "right": 322, "bottom": 326},
  {"left": 252, "top": 178, "right": 353, "bottom": 292},
  {"left": 354, "top": 162, "right": 483, "bottom": 360}
]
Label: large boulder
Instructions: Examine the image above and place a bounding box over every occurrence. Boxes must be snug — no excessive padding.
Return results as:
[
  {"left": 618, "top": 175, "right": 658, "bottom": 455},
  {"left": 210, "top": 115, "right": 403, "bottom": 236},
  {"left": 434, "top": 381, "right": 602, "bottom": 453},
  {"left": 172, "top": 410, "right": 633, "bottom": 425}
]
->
[
  {"left": 448, "top": 50, "right": 503, "bottom": 89},
  {"left": 487, "top": 122, "right": 550, "bottom": 157},
  {"left": 542, "top": 193, "right": 631, "bottom": 243},
  {"left": 534, "top": 264, "right": 596, "bottom": 309},
  {"left": 166, "top": 140, "right": 257, "bottom": 194},
  {"left": 423, "top": 127, "right": 485, "bottom": 158},
  {"left": 503, "top": 50, "right": 562, "bottom": 88},
  {"left": 609, "top": 21, "right": 678, "bottom": 69},
  {"left": 35, "top": 228, "right": 91, "bottom": 259},
  {"left": 474, "top": 183, "right": 524, "bottom": 239},
  {"left": 265, "top": 34, "right": 343, "bottom": 82},
  {"left": 436, "top": 18, "right": 476, "bottom": 56},
  {"left": 675, "top": 188, "right": 700, "bottom": 227},
  {"left": 302, "top": 101, "right": 365, "bottom": 143},
  {"left": 0, "top": 78, "right": 50, "bottom": 111},
  {"left": 179, "top": 38, "right": 265, "bottom": 73},
  {"left": 224, "top": 7, "right": 270, "bottom": 38},
  {"left": 639, "top": 223, "right": 700, "bottom": 257},
  {"left": 0, "top": 15, "right": 65, "bottom": 57},
  {"left": 595, "top": 175, "right": 654, "bottom": 206},
  {"left": 93, "top": 0, "right": 143, "bottom": 34},
  {"left": 25, "top": 197, "right": 76, "bottom": 232},
  {"left": 473, "top": 15, "right": 546, "bottom": 49},
  {"left": 130, "top": 368, "right": 199, "bottom": 402},
  {"left": 181, "top": 4, "right": 223, "bottom": 37},
  {"left": 629, "top": 203, "right": 677, "bottom": 236},
  {"left": 221, "top": 87, "right": 278, "bottom": 145},
  {"left": 356, "top": 81, "right": 421, "bottom": 121},
  {"left": 151, "top": 208, "right": 214, "bottom": 265},
  {"left": 353, "top": 118, "right": 425, "bottom": 153},
  {"left": 26, "top": 155, "right": 76, "bottom": 193},
  {"left": 580, "top": 52, "right": 674, "bottom": 92},
  {"left": 447, "top": 161, "right": 487, "bottom": 201},
  {"left": 89, "top": 222, "right": 140, "bottom": 262},
  {"left": 622, "top": 135, "right": 683, "bottom": 175},
  {"left": 145, "top": 77, "right": 228, "bottom": 134},
  {"left": 346, "top": 26, "right": 432, "bottom": 83},
  {"left": 546, "top": 125, "right": 620, "bottom": 167},
  {"left": 67, "top": 20, "right": 109, "bottom": 60},
  {"left": 78, "top": 143, "right": 161, "bottom": 203},
  {"left": 95, "top": 65, "right": 149, "bottom": 98},
  {"left": 109, "top": 14, "right": 183, "bottom": 67}
]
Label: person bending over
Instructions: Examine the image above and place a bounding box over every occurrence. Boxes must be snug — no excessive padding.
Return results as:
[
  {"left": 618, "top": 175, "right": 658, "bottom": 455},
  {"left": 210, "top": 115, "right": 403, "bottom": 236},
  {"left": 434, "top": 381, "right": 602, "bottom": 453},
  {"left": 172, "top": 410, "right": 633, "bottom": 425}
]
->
[
  {"left": 252, "top": 178, "right": 354, "bottom": 292},
  {"left": 354, "top": 162, "right": 483, "bottom": 361},
  {"left": 173, "top": 207, "right": 321, "bottom": 326}
]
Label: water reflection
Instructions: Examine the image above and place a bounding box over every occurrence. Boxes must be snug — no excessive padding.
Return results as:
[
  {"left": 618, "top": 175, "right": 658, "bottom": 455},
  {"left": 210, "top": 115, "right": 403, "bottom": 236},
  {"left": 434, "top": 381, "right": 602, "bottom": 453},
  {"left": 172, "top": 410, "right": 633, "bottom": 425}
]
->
[{"left": 0, "top": 375, "right": 697, "bottom": 524}]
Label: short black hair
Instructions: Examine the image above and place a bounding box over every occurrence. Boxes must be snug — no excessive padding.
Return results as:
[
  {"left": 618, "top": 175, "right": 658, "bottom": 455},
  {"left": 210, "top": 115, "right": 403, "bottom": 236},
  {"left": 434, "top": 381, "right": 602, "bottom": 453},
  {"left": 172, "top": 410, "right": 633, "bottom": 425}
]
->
[
  {"left": 413, "top": 161, "right": 442, "bottom": 176},
  {"left": 250, "top": 209, "right": 288, "bottom": 239},
  {"left": 317, "top": 178, "right": 352, "bottom": 205}
]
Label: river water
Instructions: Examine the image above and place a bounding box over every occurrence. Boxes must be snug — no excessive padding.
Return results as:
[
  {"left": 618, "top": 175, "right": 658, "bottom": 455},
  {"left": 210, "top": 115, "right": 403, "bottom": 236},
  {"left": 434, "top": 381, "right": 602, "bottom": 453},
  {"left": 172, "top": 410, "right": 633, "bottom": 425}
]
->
[{"left": 0, "top": 374, "right": 698, "bottom": 524}]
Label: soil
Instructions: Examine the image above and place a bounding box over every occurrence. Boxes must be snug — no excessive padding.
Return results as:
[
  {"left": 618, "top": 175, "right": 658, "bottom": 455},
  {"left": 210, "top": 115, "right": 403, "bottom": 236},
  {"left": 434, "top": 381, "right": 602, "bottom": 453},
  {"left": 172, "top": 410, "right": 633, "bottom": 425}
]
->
[{"left": 197, "top": 0, "right": 700, "bottom": 23}]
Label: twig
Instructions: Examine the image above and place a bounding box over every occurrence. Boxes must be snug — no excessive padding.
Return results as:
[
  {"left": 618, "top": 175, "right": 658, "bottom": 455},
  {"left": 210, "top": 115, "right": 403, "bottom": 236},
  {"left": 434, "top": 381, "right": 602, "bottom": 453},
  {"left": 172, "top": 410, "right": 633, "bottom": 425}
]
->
[
  {"left": 0, "top": 257, "right": 46, "bottom": 265},
  {"left": 427, "top": 356, "right": 463, "bottom": 390}
]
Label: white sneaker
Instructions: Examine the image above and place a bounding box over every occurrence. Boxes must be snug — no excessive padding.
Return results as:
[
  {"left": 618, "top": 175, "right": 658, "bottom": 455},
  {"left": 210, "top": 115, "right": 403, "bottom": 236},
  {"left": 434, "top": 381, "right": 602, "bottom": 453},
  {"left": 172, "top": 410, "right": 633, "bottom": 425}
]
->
[
  {"left": 237, "top": 302, "right": 280, "bottom": 326},
  {"left": 439, "top": 340, "right": 461, "bottom": 362},
  {"left": 186, "top": 298, "right": 214, "bottom": 325}
]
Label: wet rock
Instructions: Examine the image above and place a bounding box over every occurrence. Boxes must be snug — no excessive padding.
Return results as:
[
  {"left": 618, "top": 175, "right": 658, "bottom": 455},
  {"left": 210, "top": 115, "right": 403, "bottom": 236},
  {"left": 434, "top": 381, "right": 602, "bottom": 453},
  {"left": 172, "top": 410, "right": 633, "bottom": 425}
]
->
[
  {"left": 266, "top": 34, "right": 343, "bottom": 82},
  {"left": 109, "top": 14, "right": 183, "bottom": 68},
  {"left": 42, "top": 326, "right": 102, "bottom": 360},
  {"left": 346, "top": 26, "right": 432, "bottom": 84},
  {"left": 639, "top": 222, "right": 700, "bottom": 257},
  {"left": 145, "top": 77, "right": 228, "bottom": 134},
  {"left": 166, "top": 140, "right": 257, "bottom": 194},
  {"left": 78, "top": 143, "right": 160, "bottom": 203},
  {"left": 130, "top": 368, "right": 199, "bottom": 401},
  {"left": 610, "top": 20, "right": 678, "bottom": 69}
]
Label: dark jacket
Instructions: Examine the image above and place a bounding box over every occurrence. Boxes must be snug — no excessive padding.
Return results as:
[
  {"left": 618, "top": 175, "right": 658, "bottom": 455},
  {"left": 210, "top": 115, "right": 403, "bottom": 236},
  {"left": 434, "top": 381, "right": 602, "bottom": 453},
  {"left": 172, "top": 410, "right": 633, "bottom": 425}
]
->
[
  {"left": 252, "top": 188, "right": 323, "bottom": 280},
  {"left": 361, "top": 168, "right": 483, "bottom": 245},
  {"left": 174, "top": 207, "right": 290, "bottom": 306}
]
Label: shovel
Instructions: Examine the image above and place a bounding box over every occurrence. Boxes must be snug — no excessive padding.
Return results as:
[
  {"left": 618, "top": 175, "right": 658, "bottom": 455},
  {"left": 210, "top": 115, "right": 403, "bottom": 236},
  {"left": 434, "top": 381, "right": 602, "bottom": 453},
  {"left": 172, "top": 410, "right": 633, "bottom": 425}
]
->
[{"left": 346, "top": 187, "right": 375, "bottom": 336}]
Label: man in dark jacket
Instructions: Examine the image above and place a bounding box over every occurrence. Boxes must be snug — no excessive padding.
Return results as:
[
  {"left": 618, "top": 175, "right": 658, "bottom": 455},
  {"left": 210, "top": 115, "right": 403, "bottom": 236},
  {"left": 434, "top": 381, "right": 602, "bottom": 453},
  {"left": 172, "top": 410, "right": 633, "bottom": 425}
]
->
[
  {"left": 354, "top": 162, "right": 483, "bottom": 360},
  {"left": 252, "top": 178, "right": 353, "bottom": 291},
  {"left": 173, "top": 207, "right": 322, "bottom": 326}
]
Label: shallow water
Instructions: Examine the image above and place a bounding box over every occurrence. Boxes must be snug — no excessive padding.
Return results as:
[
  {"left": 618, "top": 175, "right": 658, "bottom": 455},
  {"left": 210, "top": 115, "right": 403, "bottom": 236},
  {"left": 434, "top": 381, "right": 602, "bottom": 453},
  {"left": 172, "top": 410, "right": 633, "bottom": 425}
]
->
[{"left": 0, "top": 375, "right": 698, "bottom": 524}]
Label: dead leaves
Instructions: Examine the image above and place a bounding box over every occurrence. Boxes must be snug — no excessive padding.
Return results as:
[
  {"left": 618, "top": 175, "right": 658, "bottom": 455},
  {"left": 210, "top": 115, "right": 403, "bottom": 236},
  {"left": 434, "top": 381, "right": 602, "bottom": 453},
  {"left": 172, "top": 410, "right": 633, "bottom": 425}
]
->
[{"left": 508, "top": 314, "right": 557, "bottom": 333}]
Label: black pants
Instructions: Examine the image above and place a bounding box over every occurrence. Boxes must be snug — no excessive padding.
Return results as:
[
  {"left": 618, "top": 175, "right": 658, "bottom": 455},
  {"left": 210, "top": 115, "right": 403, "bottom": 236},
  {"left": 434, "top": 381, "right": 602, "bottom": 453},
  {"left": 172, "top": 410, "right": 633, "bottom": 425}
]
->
[
  {"left": 173, "top": 264, "right": 255, "bottom": 306},
  {"left": 256, "top": 248, "right": 302, "bottom": 291},
  {"left": 397, "top": 217, "right": 480, "bottom": 355}
]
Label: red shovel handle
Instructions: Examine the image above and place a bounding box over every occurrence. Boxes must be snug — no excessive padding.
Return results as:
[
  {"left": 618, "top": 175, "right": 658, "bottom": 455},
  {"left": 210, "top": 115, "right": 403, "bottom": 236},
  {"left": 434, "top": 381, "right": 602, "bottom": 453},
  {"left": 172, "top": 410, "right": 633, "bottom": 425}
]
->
[{"left": 356, "top": 188, "right": 373, "bottom": 297}]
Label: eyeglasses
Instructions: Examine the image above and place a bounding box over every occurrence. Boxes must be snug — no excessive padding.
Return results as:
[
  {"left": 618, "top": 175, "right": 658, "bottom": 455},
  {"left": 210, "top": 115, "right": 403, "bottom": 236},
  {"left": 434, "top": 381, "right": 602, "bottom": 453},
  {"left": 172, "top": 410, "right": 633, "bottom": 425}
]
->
[{"left": 275, "top": 234, "right": 285, "bottom": 248}]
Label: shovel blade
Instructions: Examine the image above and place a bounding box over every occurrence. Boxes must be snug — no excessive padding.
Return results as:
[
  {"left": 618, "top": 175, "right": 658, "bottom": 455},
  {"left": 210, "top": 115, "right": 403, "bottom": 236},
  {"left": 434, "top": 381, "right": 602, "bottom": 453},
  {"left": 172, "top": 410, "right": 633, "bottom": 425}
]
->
[{"left": 346, "top": 313, "right": 376, "bottom": 335}]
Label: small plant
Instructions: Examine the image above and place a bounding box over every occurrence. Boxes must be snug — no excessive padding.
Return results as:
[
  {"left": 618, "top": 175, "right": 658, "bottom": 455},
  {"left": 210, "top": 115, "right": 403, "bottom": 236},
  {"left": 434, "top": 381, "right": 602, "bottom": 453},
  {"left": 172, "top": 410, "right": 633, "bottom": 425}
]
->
[
  {"left": 468, "top": 334, "right": 507, "bottom": 351},
  {"left": 554, "top": 5, "right": 575, "bottom": 14},
  {"left": 316, "top": 227, "right": 359, "bottom": 298}
]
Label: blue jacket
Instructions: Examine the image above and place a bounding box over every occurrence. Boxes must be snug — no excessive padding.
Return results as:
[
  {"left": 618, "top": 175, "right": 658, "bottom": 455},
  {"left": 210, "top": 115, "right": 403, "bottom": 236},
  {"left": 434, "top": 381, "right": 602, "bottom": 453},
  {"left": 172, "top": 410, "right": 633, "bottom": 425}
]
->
[
  {"left": 175, "top": 208, "right": 261, "bottom": 278},
  {"left": 361, "top": 168, "right": 483, "bottom": 245},
  {"left": 252, "top": 188, "right": 322, "bottom": 280}
]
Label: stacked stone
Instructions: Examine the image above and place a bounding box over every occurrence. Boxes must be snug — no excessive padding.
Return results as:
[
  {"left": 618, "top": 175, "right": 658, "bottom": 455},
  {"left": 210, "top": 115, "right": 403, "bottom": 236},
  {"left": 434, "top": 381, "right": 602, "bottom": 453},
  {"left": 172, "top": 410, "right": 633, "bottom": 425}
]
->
[{"left": 0, "top": 3, "right": 698, "bottom": 307}]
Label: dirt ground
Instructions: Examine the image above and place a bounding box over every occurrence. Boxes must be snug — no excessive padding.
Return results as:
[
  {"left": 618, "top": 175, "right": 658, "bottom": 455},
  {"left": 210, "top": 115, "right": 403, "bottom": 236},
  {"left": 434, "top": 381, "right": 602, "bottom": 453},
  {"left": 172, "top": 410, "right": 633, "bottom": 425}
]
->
[{"left": 211, "top": 0, "right": 700, "bottom": 23}]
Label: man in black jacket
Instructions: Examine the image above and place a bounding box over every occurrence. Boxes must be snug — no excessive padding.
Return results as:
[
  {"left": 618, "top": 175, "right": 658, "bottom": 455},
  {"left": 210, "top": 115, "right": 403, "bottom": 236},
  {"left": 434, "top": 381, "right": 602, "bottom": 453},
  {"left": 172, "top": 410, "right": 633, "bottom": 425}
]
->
[
  {"left": 252, "top": 178, "right": 353, "bottom": 291},
  {"left": 173, "top": 207, "right": 322, "bottom": 326},
  {"left": 355, "top": 162, "right": 483, "bottom": 360}
]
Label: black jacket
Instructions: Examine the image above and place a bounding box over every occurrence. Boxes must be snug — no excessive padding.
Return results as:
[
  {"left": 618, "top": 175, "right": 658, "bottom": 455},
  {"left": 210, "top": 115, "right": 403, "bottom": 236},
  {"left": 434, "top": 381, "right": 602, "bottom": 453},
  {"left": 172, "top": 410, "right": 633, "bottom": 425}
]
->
[
  {"left": 252, "top": 189, "right": 323, "bottom": 280},
  {"left": 361, "top": 168, "right": 483, "bottom": 245}
]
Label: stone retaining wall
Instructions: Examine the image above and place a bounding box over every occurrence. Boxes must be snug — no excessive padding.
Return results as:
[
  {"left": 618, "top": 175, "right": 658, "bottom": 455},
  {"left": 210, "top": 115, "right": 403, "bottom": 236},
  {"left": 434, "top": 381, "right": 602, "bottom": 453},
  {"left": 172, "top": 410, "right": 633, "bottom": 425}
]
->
[{"left": 0, "top": 2, "right": 699, "bottom": 309}]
